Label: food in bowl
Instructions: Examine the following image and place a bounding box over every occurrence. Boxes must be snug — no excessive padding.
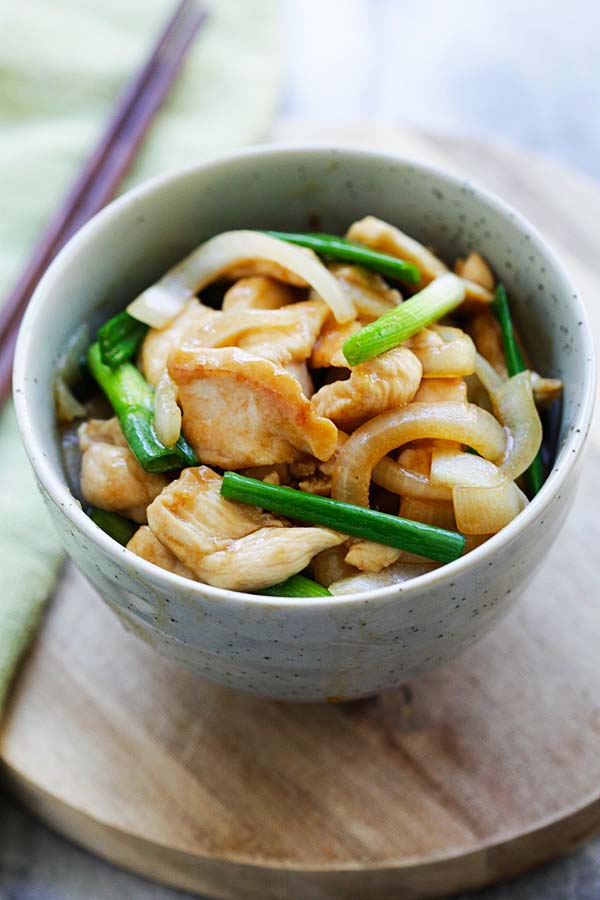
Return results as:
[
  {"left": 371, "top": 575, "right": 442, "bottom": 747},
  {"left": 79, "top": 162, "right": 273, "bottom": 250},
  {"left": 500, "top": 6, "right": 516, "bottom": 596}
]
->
[{"left": 57, "top": 216, "right": 562, "bottom": 596}]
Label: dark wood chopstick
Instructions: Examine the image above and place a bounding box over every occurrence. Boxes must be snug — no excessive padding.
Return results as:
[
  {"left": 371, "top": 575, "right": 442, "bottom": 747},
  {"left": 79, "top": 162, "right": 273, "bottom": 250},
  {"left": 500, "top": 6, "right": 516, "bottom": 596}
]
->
[{"left": 1, "top": 0, "right": 208, "bottom": 405}]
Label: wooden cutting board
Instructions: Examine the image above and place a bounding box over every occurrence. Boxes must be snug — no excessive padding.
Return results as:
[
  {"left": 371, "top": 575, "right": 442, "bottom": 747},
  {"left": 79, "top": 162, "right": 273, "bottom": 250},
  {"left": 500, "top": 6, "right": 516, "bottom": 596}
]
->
[{"left": 1, "top": 125, "right": 599, "bottom": 900}]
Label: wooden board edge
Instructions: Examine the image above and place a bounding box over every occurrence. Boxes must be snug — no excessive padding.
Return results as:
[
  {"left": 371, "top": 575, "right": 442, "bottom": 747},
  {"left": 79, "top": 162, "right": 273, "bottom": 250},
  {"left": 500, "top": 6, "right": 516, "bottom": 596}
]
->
[{"left": 4, "top": 762, "right": 600, "bottom": 900}]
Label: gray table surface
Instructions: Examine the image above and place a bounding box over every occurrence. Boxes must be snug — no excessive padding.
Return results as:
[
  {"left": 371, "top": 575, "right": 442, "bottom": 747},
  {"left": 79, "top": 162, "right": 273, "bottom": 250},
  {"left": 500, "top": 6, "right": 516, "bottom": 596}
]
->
[{"left": 2, "top": 1, "right": 600, "bottom": 897}]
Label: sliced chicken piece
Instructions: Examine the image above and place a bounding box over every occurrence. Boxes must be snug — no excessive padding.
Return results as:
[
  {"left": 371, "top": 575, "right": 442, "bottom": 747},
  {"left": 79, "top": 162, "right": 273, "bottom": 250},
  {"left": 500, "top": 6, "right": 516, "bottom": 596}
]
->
[
  {"left": 404, "top": 325, "right": 476, "bottom": 378},
  {"left": 530, "top": 372, "right": 563, "bottom": 406},
  {"left": 311, "top": 347, "right": 422, "bottom": 430},
  {"left": 239, "top": 464, "right": 292, "bottom": 485},
  {"left": 454, "top": 251, "right": 495, "bottom": 291},
  {"left": 146, "top": 467, "right": 343, "bottom": 591},
  {"left": 328, "top": 263, "right": 402, "bottom": 320},
  {"left": 464, "top": 307, "right": 508, "bottom": 378},
  {"left": 224, "top": 256, "right": 312, "bottom": 287},
  {"left": 413, "top": 377, "right": 468, "bottom": 403},
  {"left": 140, "top": 298, "right": 217, "bottom": 386},
  {"left": 127, "top": 526, "right": 195, "bottom": 578},
  {"left": 311, "top": 316, "right": 360, "bottom": 368},
  {"left": 187, "top": 299, "right": 329, "bottom": 368},
  {"left": 78, "top": 416, "right": 127, "bottom": 449},
  {"left": 168, "top": 347, "right": 338, "bottom": 467},
  {"left": 284, "top": 361, "right": 314, "bottom": 397},
  {"left": 222, "top": 276, "right": 297, "bottom": 311},
  {"left": 347, "top": 216, "right": 492, "bottom": 302},
  {"left": 345, "top": 541, "right": 401, "bottom": 573},
  {"left": 298, "top": 474, "right": 332, "bottom": 496},
  {"left": 78, "top": 418, "right": 168, "bottom": 523}
]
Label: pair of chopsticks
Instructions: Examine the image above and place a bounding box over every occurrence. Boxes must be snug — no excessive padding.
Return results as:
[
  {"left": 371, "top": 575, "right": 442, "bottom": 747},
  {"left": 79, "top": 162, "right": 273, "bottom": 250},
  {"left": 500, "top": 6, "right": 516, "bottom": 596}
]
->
[{"left": 0, "top": 0, "right": 208, "bottom": 404}]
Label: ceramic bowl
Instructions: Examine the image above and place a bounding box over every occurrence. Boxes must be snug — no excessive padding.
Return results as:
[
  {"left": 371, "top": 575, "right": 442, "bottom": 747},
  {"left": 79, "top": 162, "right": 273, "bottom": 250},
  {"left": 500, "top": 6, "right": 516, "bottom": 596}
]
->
[{"left": 14, "top": 146, "right": 595, "bottom": 701}]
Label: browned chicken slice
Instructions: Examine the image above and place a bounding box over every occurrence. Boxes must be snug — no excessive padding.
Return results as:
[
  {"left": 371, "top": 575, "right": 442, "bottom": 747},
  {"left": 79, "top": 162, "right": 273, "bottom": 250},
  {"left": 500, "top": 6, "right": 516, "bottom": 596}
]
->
[
  {"left": 78, "top": 418, "right": 168, "bottom": 523},
  {"left": 168, "top": 347, "right": 338, "bottom": 468},
  {"left": 454, "top": 251, "right": 495, "bottom": 291},
  {"left": 413, "top": 377, "right": 468, "bottom": 403},
  {"left": 224, "top": 255, "right": 312, "bottom": 286},
  {"left": 347, "top": 216, "right": 492, "bottom": 302},
  {"left": 404, "top": 325, "right": 476, "bottom": 378},
  {"left": 222, "top": 276, "right": 297, "bottom": 311},
  {"left": 311, "top": 316, "right": 361, "bottom": 368},
  {"left": 146, "top": 467, "right": 343, "bottom": 591},
  {"left": 311, "top": 346, "right": 422, "bottom": 430},
  {"left": 186, "top": 299, "right": 329, "bottom": 368},
  {"left": 284, "top": 361, "right": 314, "bottom": 397},
  {"left": 327, "top": 263, "right": 402, "bottom": 319},
  {"left": 140, "top": 298, "right": 217, "bottom": 386},
  {"left": 345, "top": 541, "right": 401, "bottom": 573},
  {"left": 127, "top": 526, "right": 195, "bottom": 578}
]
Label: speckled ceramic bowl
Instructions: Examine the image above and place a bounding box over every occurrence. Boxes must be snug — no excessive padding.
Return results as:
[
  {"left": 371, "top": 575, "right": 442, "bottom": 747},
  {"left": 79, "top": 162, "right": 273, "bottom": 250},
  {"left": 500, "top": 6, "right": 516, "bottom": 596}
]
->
[{"left": 14, "top": 146, "right": 595, "bottom": 701}]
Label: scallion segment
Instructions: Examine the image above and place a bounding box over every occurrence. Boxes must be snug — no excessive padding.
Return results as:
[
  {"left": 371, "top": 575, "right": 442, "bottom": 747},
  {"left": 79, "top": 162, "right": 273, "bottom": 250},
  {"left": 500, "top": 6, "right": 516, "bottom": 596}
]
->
[
  {"left": 264, "top": 231, "right": 421, "bottom": 284},
  {"left": 257, "top": 574, "right": 332, "bottom": 597},
  {"left": 491, "top": 284, "right": 544, "bottom": 496},
  {"left": 98, "top": 310, "right": 149, "bottom": 368},
  {"left": 90, "top": 508, "right": 137, "bottom": 546},
  {"left": 221, "top": 473, "right": 465, "bottom": 564},
  {"left": 342, "top": 273, "right": 466, "bottom": 366},
  {"left": 87, "top": 342, "right": 197, "bottom": 473}
]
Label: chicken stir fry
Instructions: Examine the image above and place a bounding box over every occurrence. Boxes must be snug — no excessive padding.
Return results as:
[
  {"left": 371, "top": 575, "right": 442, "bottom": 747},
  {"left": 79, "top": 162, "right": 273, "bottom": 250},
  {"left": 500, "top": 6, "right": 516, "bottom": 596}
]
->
[{"left": 60, "top": 219, "right": 561, "bottom": 595}]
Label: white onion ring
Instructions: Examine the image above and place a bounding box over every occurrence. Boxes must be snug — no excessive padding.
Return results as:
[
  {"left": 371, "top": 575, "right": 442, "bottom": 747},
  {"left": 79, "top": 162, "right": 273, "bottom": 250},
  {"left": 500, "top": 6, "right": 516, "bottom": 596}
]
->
[
  {"left": 128, "top": 231, "right": 355, "bottom": 327},
  {"left": 332, "top": 401, "right": 507, "bottom": 508},
  {"left": 154, "top": 371, "right": 181, "bottom": 448}
]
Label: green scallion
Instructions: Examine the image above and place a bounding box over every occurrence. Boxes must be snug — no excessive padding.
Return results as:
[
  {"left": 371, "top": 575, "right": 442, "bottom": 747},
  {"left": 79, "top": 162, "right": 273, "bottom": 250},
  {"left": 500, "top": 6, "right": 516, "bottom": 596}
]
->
[
  {"left": 257, "top": 574, "right": 332, "bottom": 597},
  {"left": 264, "top": 231, "right": 421, "bottom": 284},
  {"left": 90, "top": 508, "right": 137, "bottom": 546},
  {"left": 98, "top": 310, "right": 149, "bottom": 368},
  {"left": 342, "top": 273, "right": 465, "bottom": 366},
  {"left": 87, "top": 342, "right": 198, "bottom": 473},
  {"left": 221, "top": 472, "right": 465, "bottom": 565},
  {"left": 491, "top": 284, "right": 544, "bottom": 496}
]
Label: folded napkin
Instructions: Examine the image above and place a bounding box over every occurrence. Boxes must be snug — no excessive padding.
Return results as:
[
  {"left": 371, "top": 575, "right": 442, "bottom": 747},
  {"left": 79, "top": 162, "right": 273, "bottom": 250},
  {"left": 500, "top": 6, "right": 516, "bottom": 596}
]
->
[{"left": 0, "top": 0, "right": 281, "bottom": 713}]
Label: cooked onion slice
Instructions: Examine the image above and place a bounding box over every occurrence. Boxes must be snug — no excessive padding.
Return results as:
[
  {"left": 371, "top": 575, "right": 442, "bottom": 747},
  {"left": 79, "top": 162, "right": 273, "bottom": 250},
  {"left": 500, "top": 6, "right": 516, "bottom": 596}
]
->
[
  {"left": 431, "top": 447, "right": 527, "bottom": 534},
  {"left": 329, "top": 562, "right": 436, "bottom": 595},
  {"left": 332, "top": 401, "right": 507, "bottom": 508},
  {"left": 493, "top": 371, "right": 543, "bottom": 480},
  {"left": 154, "top": 371, "right": 181, "bottom": 448},
  {"left": 127, "top": 231, "right": 355, "bottom": 327},
  {"left": 373, "top": 454, "right": 452, "bottom": 501},
  {"left": 453, "top": 481, "right": 527, "bottom": 534},
  {"left": 54, "top": 323, "right": 90, "bottom": 423}
]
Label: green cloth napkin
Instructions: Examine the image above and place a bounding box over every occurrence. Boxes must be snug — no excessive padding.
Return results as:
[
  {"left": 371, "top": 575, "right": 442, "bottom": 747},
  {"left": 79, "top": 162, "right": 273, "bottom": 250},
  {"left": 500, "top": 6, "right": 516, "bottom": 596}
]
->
[{"left": 0, "top": 0, "right": 281, "bottom": 712}]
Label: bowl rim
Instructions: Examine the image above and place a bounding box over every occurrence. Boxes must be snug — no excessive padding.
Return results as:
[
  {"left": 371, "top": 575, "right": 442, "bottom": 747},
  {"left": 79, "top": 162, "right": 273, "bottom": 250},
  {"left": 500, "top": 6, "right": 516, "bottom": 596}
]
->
[{"left": 13, "top": 142, "right": 597, "bottom": 609}]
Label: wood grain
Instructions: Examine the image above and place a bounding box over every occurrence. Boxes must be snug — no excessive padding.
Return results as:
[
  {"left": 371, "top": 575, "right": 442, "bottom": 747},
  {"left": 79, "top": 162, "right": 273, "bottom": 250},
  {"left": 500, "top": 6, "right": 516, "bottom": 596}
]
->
[{"left": 1, "top": 127, "right": 599, "bottom": 899}]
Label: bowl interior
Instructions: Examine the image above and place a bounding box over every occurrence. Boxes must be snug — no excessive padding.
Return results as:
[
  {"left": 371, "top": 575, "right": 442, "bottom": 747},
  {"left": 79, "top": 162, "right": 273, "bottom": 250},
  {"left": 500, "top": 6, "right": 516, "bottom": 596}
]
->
[{"left": 15, "top": 146, "right": 593, "bottom": 579}]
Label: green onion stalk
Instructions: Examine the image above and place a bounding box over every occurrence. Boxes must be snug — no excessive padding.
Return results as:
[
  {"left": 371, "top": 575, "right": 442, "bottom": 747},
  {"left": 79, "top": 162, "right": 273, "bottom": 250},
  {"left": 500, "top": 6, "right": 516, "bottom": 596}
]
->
[
  {"left": 87, "top": 342, "right": 197, "bottom": 473},
  {"left": 221, "top": 472, "right": 465, "bottom": 565},
  {"left": 491, "top": 284, "right": 544, "bottom": 496}
]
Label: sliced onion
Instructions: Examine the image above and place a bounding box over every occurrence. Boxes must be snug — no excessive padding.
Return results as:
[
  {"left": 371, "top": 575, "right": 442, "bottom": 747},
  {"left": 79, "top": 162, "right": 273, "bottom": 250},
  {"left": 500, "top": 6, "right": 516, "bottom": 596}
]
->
[
  {"left": 453, "top": 480, "right": 527, "bottom": 534},
  {"left": 332, "top": 401, "right": 507, "bottom": 508},
  {"left": 54, "top": 323, "right": 90, "bottom": 423},
  {"left": 54, "top": 376, "right": 86, "bottom": 424},
  {"left": 430, "top": 446, "right": 527, "bottom": 534},
  {"left": 312, "top": 545, "right": 356, "bottom": 587},
  {"left": 154, "top": 371, "right": 181, "bottom": 447},
  {"left": 493, "top": 372, "right": 542, "bottom": 480},
  {"left": 475, "top": 352, "right": 504, "bottom": 394},
  {"left": 475, "top": 355, "right": 543, "bottom": 481},
  {"left": 127, "top": 231, "right": 355, "bottom": 328},
  {"left": 372, "top": 455, "right": 452, "bottom": 501},
  {"left": 329, "top": 562, "right": 436, "bottom": 595}
]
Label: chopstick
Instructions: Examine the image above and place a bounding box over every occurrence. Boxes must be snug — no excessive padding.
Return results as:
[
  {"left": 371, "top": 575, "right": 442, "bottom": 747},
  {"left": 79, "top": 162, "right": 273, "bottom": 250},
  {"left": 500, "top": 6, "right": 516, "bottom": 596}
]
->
[{"left": 0, "top": 0, "right": 208, "bottom": 405}]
